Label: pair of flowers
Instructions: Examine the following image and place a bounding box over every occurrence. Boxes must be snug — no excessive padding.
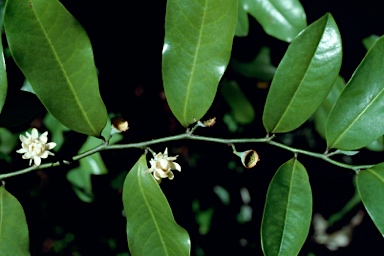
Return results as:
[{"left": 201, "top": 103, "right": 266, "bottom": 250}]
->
[{"left": 16, "top": 128, "right": 181, "bottom": 182}]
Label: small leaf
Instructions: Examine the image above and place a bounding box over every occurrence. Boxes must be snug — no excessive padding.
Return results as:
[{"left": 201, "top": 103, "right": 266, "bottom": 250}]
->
[
  {"left": 312, "top": 76, "right": 345, "bottom": 139},
  {"left": 263, "top": 13, "right": 342, "bottom": 133},
  {"left": 162, "top": 0, "right": 238, "bottom": 127},
  {"left": 66, "top": 136, "right": 109, "bottom": 203},
  {"left": 261, "top": 158, "right": 312, "bottom": 256},
  {"left": 236, "top": 0, "right": 249, "bottom": 37},
  {"left": 362, "top": 34, "right": 380, "bottom": 50},
  {"left": 4, "top": 0, "right": 108, "bottom": 136},
  {"left": 0, "top": 34, "right": 7, "bottom": 114},
  {"left": 357, "top": 163, "right": 384, "bottom": 235},
  {"left": 326, "top": 35, "right": 384, "bottom": 150},
  {"left": 243, "top": 0, "right": 307, "bottom": 42},
  {"left": 221, "top": 80, "right": 255, "bottom": 124},
  {"left": 0, "top": 185, "right": 30, "bottom": 256},
  {"left": 231, "top": 47, "right": 276, "bottom": 81},
  {"left": 123, "top": 155, "right": 190, "bottom": 256}
]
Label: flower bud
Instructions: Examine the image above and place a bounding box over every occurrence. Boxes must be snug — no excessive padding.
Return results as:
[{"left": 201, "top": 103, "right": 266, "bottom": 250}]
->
[
  {"left": 111, "top": 116, "right": 129, "bottom": 135},
  {"left": 233, "top": 149, "right": 260, "bottom": 169}
]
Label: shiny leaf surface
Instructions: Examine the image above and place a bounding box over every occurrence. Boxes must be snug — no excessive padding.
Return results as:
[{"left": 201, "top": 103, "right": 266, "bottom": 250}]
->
[
  {"left": 326, "top": 36, "right": 384, "bottom": 150},
  {"left": 162, "top": 0, "right": 238, "bottom": 127},
  {"left": 357, "top": 163, "right": 384, "bottom": 235},
  {"left": 123, "top": 155, "right": 190, "bottom": 256},
  {"left": 261, "top": 158, "right": 312, "bottom": 256},
  {"left": 4, "top": 0, "right": 108, "bottom": 136},
  {"left": 0, "top": 185, "right": 30, "bottom": 256},
  {"left": 263, "top": 13, "right": 342, "bottom": 133},
  {"left": 243, "top": 0, "right": 306, "bottom": 42},
  {"left": 221, "top": 80, "right": 255, "bottom": 124}
]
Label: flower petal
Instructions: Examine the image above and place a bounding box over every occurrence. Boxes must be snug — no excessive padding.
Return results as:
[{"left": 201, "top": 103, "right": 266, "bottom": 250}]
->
[
  {"left": 46, "top": 142, "right": 57, "bottom": 150},
  {"left": 19, "top": 134, "right": 28, "bottom": 144},
  {"left": 39, "top": 131, "right": 48, "bottom": 143},
  {"left": 171, "top": 162, "right": 181, "bottom": 172},
  {"left": 31, "top": 128, "right": 38, "bottom": 139},
  {"left": 40, "top": 151, "right": 49, "bottom": 158},
  {"left": 33, "top": 156, "right": 41, "bottom": 166},
  {"left": 16, "top": 148, "right": 27, "bottom": 154},
  {"left": 167, "top": 171, "right": 174, "bottom": 180}
]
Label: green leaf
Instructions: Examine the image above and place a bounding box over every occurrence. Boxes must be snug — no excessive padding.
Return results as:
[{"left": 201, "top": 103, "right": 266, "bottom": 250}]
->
[
  {"left": 236, "top": 0, "right": 249, "bottom": 37},
  {"left": 0, "top": 185, "right": 30, "bottom": 256},
  {"left": 162, "top": 0, "right": 238, "bottom": 127},
  {"left": 4, "top": 0, "right": 108, "bottom": 137},
  {"left": 326, "top": 35, "right": 384, "bottom": 150},
  {"left": 261, "top": 158, "right": 312, "bottom": 256},
  {"left": 313, "top": 76, "right": 345, "bottom": 139},
  {"left": 221, "top": 80, "right": 255, "bottom": 124},
  {"left": 123, "top": 155, "right": 190, "bottom": 256},
  {"left": 362, "top": 34, "right": 380, "bottom": 50},
  {"left": 263, "top": 13, "right": 342, "bottom": 133},
  {"left": 0, "top": 34, "right": 7, "bottom": 114},
  {"left": 243, "top": 0, "right": 306, "bottom": 42},
  {"left": 231, "top": 47, "right": 276, "bottom": 81},
  {"left": 357, "top": 162, "right": 384, "bottom": 235}
]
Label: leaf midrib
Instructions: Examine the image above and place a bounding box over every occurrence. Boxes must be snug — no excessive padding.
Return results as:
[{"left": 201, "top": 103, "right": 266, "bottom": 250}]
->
[
  {"left": 182, "top": 0, "right": 208, "bottom": 125},
  {"left": 138, "top": 166, "right": 169, "bottom": 256},
  {"left": 272, "top": 24, "right": 325, "bottom": 131},
  {"left": 330, "top": 88, "right": 384, "bottom": 149},
  {"left": 32, "top": 6, "right": 96, "bottom": 134},
  {"left": 278, "top": 160, "right": 295, "bottom": 255}
]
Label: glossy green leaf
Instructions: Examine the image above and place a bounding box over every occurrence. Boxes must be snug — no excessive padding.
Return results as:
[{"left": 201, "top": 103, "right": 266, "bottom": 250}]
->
[
  {"left": 261, "top": 158, "right": 312, "bottom": 256},
  {"left": 357, "top": 162, "right": 384, "bottom": 235},
  {"left": 313, "top": 76, "right": 345, "bottom": 139},
  {"left": 4, "top": 0, "right": 108, "bottom": 136},
  {"left": 221, "top": 80, "right": 255, "bottom": 124},
  {"left": 0, "top": 34, "right": 7, "bottom": 114},
  {"left": 326, "top": 36, "right": 384, "bottom": 150},
  {"left": 236, "top": 0, "right": 249, "bottom": 37},
  {"left": 263, "top": 13, "right": 342, "bottom": 133},
  {"left": 231, "top": 47, "right": 276, "bottom": 81},
  {"left": 123, "top": 155, "right": 190, "bottom": 256},
  {"left": 0, "top": 185, "right": 30, "bottom": 256},
  {"left": 243, "top": 0, "right": 306, "bottom": 42},
  {"left": 362, "top": 35, "right": 380, "bottom": 50},
  {"left": 162, "top": 0, "right": 238, "bottom": 127}
]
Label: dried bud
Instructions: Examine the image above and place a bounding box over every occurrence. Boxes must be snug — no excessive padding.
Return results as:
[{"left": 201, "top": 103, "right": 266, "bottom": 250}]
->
[
  {"left": 196, "top": 117, "right": 216, "bottom": 127},
  {"left": 233, "top": 149, "right": 260, "bottom": 169},
  {"left": 111, "top": 116, "right": 129, "bottom": 135}
]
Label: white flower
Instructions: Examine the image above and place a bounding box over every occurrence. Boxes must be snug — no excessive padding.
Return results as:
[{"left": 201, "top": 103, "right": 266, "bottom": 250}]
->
[
  {"left": 16, "top": 128, "right": 57, "bottom": 166},
  {"left": 147, "top": 148, "right": 181, "bottom": 182}
]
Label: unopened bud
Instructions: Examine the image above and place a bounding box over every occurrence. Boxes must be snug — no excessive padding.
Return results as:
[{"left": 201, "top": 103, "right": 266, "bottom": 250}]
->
[{"left": 111, "top": 116, "right": 129, "bottom": 135}]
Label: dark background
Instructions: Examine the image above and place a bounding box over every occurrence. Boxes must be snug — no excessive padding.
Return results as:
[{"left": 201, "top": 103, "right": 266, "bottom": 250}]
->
[{"left": 2, "top": 0, "right": 384, "bottom": 255}]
